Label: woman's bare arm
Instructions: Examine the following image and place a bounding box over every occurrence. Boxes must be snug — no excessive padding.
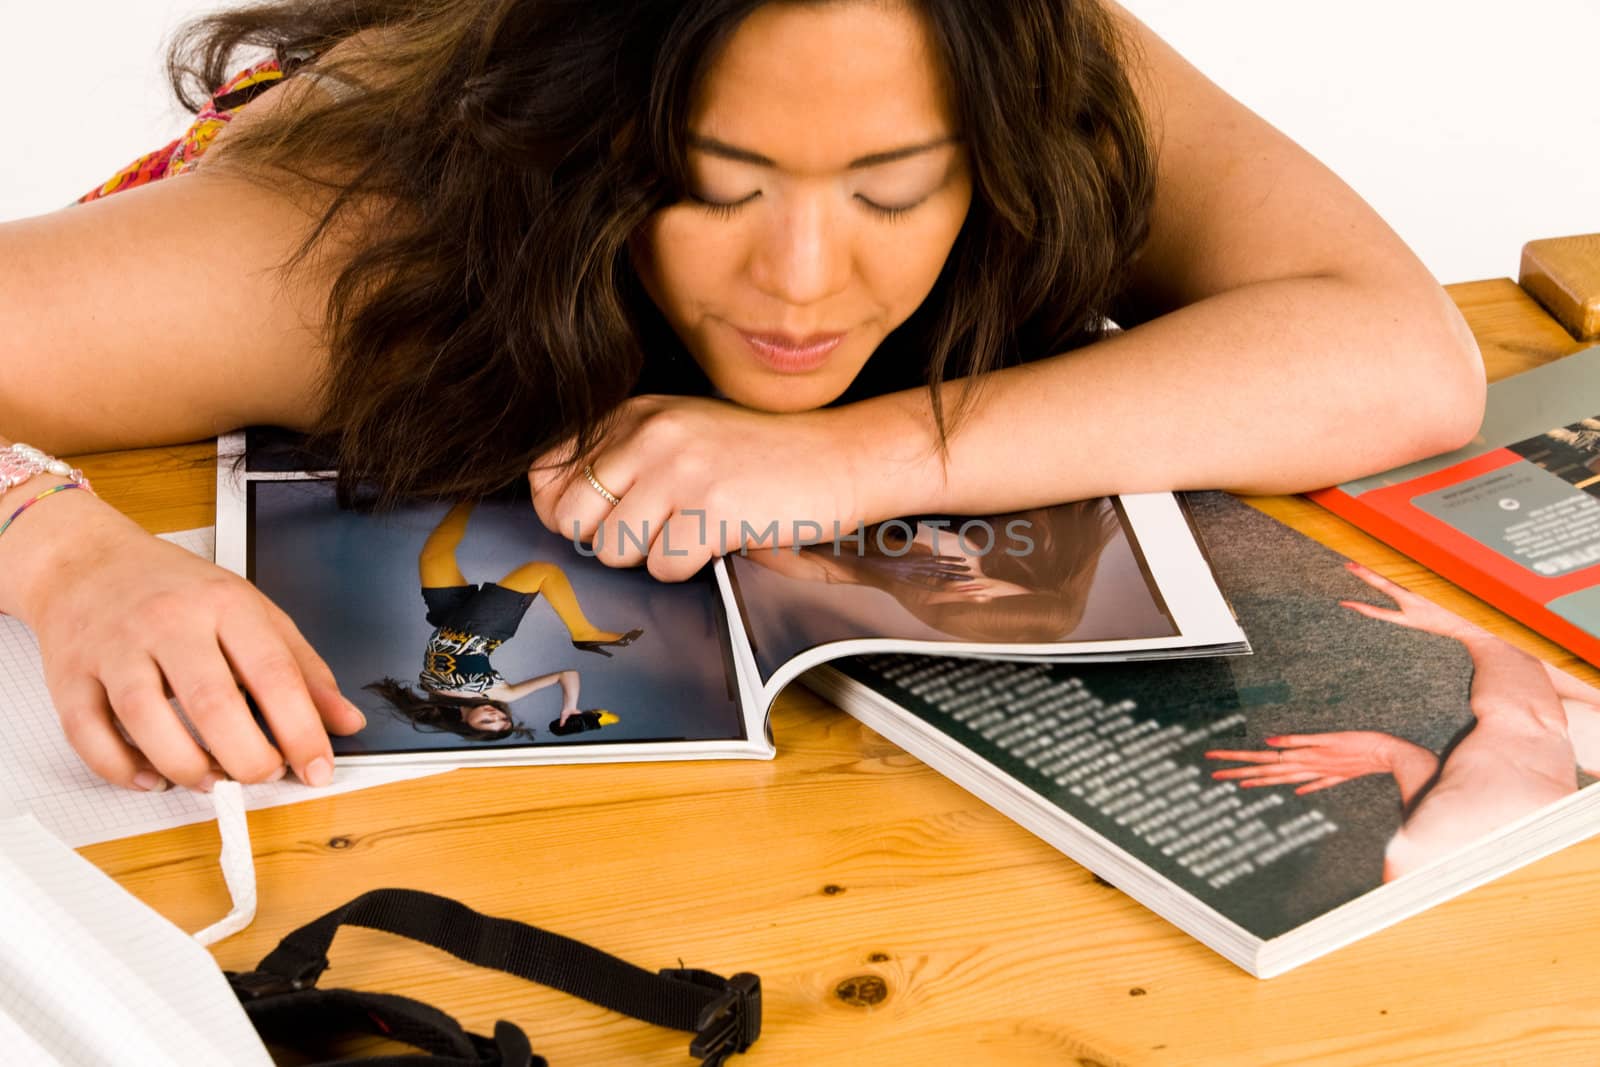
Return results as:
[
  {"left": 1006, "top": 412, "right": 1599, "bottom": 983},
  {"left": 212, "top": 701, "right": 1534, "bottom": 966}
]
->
[
  {"left": 0, "top": 81, "right": 373, "bottom": 789},
  {"left": 827, "top": 2, "right": 1484, "bottom": 515},
  {"left": 0, "top": 169, "right": 345, "bottom": 453},
  {"left": 494, "top": 669, "right": 579, "bottom": 704}
]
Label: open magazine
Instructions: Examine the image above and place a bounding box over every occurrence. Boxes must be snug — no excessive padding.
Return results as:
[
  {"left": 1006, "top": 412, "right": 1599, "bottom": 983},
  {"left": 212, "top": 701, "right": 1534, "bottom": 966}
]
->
[
  {"left": 215, "top": 431, "right": 1246, "bottom": 766},
  {"left": 1313, "top": 345, "right": 1600, "bottom": 668},
  {"left": 805, "top": 492, "right": 1600, "bottom": 977}
]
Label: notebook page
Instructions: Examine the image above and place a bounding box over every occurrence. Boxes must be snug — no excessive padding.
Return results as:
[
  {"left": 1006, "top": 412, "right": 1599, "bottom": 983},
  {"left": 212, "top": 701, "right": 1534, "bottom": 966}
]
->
[
  {"left": 0, "top": 811, "right": 273, "bottom": 1065},
  {"left": 0, "top": 527, "right": 447, "bottom": 847}
]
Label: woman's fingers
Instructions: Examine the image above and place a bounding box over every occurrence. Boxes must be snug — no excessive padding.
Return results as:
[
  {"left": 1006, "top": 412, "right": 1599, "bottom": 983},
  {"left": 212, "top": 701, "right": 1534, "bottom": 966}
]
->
[
  {"left": 1344, "top": 561, "right": 1425, "bottom": 608},
  {"left": 581, "top": 478, "right": 682, "bottom": 571},
  {"left": 100, "top": 660, "right": 220, "bottom": 790},
  {"left": 1209, "top": 763, "right": 1307, "bottom": 780},
  {"left": 1264, "top": 733, "right": 1341, "bottom": 748},
  {"left": 32, "top": 517, "right": 354, "bottom": 791},
  {"left": 529, "top": 463, "right": 578, "bottom": 534},
  {"left": 529, "top": 438, "right": 590, "bottom": 534},
  {"left": 157, "top": 636, "right": 286, "bottom": 784},
  {"left": 1339, "top": 599, "right": 1406, "bottom": 625},
  {"left": 218, "top": 609, "right": 337, "bottom": 787},
  {"left": 647, "top": 509, "right": 720, "bottom": 582},
  {"left": 262, "top": 599, "right": 366, "bottom": 736},
  {"left": 1207, "top": 764, "right": 1347, "bottom": 791},
  {"left": 1209, "top": 764, "right": 1269, "bottom": 779},
  {"left": 594, "top": 489, "right": 662, "bottom": 568},
  {"left": 1344, "top": 560, "right": 1402, "bottom": 593},
  {"left": 1203, "top": 748, "right": 1292, "bottom": 763},
  {"left": 550, "top": 461, "right": 635, "bottom": 547},
  {"left": 1231, "top": 770, "right": 1322, "bottom": 788},
  {"left": 52, "top": 675, "right": 170, "bottom": 792}
]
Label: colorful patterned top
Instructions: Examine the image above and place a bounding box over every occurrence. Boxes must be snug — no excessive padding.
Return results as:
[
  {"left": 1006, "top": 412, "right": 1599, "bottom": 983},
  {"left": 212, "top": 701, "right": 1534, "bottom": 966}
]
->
[
  {"left": 78, "top": 58, "right": 291, "bottom": 204},
  {"left": 419, "top": 627, "right": 507, "bottom": 696}
]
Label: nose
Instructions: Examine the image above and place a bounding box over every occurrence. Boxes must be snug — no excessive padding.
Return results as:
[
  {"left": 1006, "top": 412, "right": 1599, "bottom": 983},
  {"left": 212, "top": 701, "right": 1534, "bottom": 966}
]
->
[{"left": 747, "top": 194, "right": 851, "bottom": 307}]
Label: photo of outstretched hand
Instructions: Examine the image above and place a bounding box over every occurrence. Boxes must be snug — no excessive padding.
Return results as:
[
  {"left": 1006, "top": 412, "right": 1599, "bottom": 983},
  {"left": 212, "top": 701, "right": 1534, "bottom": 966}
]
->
[
  {"left": 1206, "top": 730, "right": 1439, "bottom": 798},
  {"left": 1209, "top": 561, "right": 1600, "bottom": 881}
]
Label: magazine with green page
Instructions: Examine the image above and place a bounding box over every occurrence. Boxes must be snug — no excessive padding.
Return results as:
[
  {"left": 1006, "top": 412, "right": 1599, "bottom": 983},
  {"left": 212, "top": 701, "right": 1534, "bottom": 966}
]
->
[{"left": 793, "top": 493, "right": 1600, "bottom": 977}]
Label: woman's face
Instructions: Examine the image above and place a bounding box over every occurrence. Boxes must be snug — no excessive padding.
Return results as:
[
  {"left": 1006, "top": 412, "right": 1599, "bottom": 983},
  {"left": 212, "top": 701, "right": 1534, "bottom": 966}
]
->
[
  {"left": 462, "top": 704, "right": 512, "bottom": 733},
  {"left": 636, "top": 1, "right": 972, "bottom": 413}
]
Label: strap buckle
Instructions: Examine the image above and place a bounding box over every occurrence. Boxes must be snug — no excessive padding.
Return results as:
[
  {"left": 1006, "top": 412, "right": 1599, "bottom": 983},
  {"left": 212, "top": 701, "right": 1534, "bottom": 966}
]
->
[
  {"left": 226, "top": 957, "right": 328, "bottom": 1002},
  {"left": 662, "top": 969, "right": 762, "bottom": 1066},
  {"left": 226, "top": 969, "right": 309, "bottom": 1002}
]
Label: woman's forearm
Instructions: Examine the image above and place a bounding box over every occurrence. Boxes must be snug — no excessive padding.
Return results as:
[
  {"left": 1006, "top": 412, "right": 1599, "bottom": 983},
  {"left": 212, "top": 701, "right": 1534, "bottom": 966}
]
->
[
  {"left": 0, "top": 433, "right": 139, "bottom": 623},
  {"left": 840, "top": 271, "right": 1484, "bottom": 521},
  {"left": 1383, "top": 738, "right": 1443, "bottom": 811}
]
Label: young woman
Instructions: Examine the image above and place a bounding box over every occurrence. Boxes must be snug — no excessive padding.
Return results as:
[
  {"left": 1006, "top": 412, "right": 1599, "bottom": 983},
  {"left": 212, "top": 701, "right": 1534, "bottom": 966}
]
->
[
  {"left": 364, "top": 499, "right": 633, "bottom": 743},
  {"left": 0, "top": 0, "right": 1485, "bottom": 794}
]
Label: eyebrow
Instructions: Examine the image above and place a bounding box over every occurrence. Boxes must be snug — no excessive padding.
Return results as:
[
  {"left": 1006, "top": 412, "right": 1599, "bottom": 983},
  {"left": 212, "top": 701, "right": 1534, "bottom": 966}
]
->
[{"left": 687, "top": 134, "right": 959, "bottom": 170}]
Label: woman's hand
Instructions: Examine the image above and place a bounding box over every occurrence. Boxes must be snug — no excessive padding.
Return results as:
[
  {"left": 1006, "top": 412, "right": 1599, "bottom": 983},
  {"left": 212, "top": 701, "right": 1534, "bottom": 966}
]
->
[
  {"left": 1339, "top": 561, "right": 1484, "bottom": 641},
  {"left": 529, "top": 395, "right": 871, "bottom": 581},
  {"left": 845, "top": 550, "right": 972, "bottom": 589},
  {"left": 14, "top": 503, "right": 364, "bottom": 792},
  {"left": 1205, "top": 730, "right": 1436, "bottom": 796}
]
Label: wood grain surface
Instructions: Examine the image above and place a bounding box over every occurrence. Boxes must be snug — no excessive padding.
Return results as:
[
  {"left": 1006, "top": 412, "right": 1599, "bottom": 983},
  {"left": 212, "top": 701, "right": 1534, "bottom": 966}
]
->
[{"left": 72, "top": 280, "right": 1600, "bottom": 1065}]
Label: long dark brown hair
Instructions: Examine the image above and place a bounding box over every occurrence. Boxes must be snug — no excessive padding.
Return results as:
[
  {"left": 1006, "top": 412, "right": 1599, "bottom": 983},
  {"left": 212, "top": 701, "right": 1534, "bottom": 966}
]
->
[
  {"left": 169, "top": 0, "right": 1154, "bottom": 507},
  {"left": 364, "top": 677, "right": 535, "bottom": 741}
]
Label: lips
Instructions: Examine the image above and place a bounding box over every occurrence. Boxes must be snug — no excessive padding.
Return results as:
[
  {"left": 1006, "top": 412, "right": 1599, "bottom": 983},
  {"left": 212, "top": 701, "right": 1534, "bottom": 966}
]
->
[{"left": 737, "top": 328, "right": 846, "bottom": 374}]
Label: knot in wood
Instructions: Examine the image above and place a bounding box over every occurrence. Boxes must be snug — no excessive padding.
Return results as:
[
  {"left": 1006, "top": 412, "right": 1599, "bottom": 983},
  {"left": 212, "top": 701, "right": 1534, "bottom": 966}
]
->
[{"left": 834, "top": 974, "right": 888, "bottom": 1007}]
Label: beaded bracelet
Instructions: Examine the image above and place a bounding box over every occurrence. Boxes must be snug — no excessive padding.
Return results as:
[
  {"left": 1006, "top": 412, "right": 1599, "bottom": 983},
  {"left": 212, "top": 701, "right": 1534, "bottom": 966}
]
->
[
  {"left": 0, "top": 443, "right": 96, "bottom": 545},
  {"left": 0, "top": 441, "right": 89, "bottom": 495}
]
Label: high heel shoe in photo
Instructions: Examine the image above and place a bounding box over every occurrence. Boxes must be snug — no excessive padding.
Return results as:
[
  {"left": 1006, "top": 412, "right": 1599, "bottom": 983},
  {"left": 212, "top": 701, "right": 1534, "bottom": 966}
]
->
[{"left": 571, "top": 627, "right": 644, "bottom": 658}]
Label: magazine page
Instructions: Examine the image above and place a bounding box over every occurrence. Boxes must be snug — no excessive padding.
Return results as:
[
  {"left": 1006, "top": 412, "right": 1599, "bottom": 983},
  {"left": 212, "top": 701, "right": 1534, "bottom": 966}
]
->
[
  {"left": 715, "top": 492, "right": 1247, "bottom": 704},
  {"left": 217, "top": 433, "right": 771, "bottom": 766},
  {"left": 1313, "top": 345, "right": 1600, "bottom": 667},
  {"left": 809, "top": 493, "right": 1600, "bottom": 976}
]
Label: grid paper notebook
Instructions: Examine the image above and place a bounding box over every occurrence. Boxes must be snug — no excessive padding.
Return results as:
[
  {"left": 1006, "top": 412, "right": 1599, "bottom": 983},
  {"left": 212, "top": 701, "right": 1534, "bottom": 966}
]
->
[
  {"left": 0, "top": 807, "right": 273, "bottom": 1064},
  {"left": 0, "top": 527, "right": 443, "bottom": 847}
]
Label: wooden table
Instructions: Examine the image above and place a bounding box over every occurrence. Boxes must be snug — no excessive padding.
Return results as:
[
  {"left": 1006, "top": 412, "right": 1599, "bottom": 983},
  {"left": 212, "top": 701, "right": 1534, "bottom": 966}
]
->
[{"left": 74, "top": 273, "right": 1600, "bottom": 1066}]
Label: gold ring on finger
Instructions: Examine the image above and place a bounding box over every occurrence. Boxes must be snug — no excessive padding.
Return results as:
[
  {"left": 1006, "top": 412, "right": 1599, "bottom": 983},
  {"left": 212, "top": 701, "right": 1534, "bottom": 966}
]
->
[{"left": 582, "top": 464, "right": 622, "bottom": 508}]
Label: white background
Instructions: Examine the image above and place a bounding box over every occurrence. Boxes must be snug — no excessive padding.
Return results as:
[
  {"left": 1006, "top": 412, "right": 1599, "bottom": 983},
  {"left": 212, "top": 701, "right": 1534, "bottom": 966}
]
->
[{"left": 2, "top": 0, "right": 1596, "bottom": 283}]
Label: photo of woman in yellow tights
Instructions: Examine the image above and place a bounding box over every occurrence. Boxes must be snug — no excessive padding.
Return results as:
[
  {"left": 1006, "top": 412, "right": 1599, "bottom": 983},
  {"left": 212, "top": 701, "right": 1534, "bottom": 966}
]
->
[{"left": 366, "top": 500, "right": 641, "bottom": 741}]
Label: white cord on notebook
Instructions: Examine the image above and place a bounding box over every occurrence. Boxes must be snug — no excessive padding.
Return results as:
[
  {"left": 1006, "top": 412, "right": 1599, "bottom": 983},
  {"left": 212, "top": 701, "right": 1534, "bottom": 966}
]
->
[{"left": 191, "top": 781, "right": 257, "bottom": 946}]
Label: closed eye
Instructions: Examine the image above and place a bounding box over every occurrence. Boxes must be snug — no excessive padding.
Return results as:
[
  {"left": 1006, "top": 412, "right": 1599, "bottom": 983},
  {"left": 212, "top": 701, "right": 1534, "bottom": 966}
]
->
[
  {"left": 690, "top": 191, "right": 760, "bottom": 218},
  {"left": 688, "top": 191, "right": 923, "bottom": 221},
  {"left": 857, "top": 195, "right": 922, "bottom": 221}
]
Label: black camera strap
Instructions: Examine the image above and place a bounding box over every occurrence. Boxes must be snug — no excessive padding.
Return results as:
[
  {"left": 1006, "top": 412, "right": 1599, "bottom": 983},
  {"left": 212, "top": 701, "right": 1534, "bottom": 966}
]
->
[{"left": 226, "top": 888, "right": 760, "bottom": 1066}]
